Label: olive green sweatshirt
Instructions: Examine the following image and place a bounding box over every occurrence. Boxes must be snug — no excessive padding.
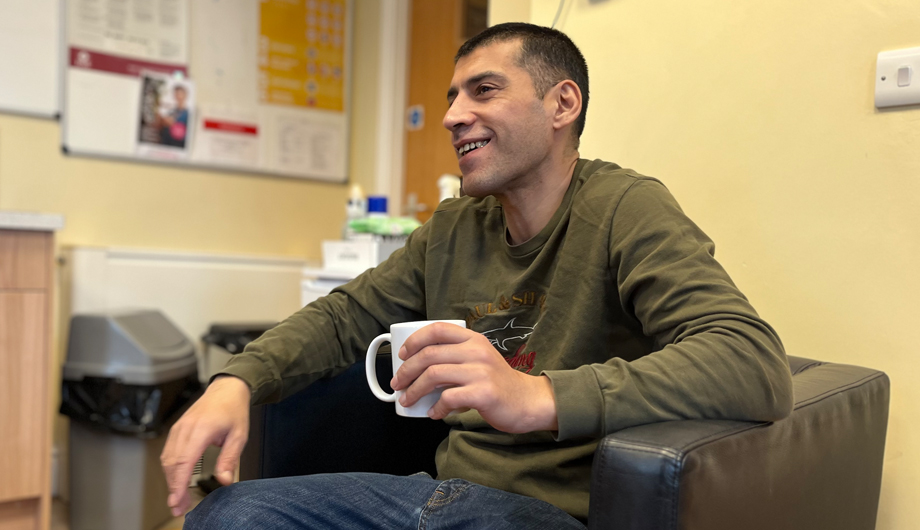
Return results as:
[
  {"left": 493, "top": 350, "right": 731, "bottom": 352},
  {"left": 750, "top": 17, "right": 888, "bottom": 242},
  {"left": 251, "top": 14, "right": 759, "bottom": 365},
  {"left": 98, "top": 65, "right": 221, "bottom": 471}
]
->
[{"left": 220, "top": 159, "right": 793, "bottom": 520}]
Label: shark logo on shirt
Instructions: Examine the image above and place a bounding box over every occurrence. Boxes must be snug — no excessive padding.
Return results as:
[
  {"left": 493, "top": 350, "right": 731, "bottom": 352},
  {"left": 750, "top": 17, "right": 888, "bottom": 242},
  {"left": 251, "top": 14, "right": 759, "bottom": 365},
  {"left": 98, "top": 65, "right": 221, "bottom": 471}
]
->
[{"left": 482, "top": 318, "right": 535, "bottom": 352}]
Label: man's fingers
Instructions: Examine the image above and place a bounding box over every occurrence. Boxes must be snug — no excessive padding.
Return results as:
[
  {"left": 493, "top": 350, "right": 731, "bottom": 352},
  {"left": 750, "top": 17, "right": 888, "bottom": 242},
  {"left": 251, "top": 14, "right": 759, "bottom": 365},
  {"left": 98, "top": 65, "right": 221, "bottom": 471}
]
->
[
  {"left": 214, "top": 432, "right": 247, "bottom": 485},
  {"left": 161, "top": 422, "right": 193, "bottom": 496},
  {"left": 163, "top": 434, "right": 213, "bottom": 512},
  {"left": 428, "top": 388, "right": 472, "bottom": 420},
  {"left": 161, "top": 428, "right": 185, "bottom": 514},
  {"left": 400, "top": 322, "right": 471, "bottom": 360},
  {"left": 167, "top": 479, "right": 189, "bottom": 517},
  {"left": 400, "top": 364, "right": 479, "bottom": 407},
  {"left": 393, "top": 343, "right": 470, "bottom": 390},
  {"left": 171, "top": 494, "right": 190, "bottom": 518}
]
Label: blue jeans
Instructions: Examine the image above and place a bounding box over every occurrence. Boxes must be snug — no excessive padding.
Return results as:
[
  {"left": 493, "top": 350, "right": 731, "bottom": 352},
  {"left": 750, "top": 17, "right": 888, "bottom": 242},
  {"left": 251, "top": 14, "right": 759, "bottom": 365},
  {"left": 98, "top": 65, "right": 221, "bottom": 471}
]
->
[{"left": 184, "top": 472, "right": 586, "bottom": 530}]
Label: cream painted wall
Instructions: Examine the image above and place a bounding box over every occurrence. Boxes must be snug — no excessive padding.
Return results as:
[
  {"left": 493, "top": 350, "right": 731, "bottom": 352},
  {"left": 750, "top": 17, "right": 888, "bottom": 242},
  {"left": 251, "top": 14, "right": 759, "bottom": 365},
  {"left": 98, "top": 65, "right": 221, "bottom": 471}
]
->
[
  {"left": 496, "top": 0, "right": 919, "bottom": 527},
  {"left": 488, "top": 0, "right": 531, "bottom": 26},
  {"left": 0, "top": 116, "right": 347, "bottom": 258},
  {"left": 0, "top": 111, "right": 345, "bottom": 258}
]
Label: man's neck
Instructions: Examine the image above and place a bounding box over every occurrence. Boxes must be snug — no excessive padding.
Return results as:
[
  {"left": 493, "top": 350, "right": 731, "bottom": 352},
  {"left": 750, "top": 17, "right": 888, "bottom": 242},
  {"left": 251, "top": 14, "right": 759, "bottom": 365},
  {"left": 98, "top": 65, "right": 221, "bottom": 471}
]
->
[{"left": 500, "top": 154, "right": 579, "bottom": 246}]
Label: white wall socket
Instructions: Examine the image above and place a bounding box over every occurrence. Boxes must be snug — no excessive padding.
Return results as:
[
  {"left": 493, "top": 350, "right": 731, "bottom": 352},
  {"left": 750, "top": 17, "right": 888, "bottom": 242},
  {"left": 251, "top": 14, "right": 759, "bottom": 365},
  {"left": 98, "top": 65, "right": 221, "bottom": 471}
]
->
[{"left": 875, "top": 47, "right": 920, "bottom": 108}]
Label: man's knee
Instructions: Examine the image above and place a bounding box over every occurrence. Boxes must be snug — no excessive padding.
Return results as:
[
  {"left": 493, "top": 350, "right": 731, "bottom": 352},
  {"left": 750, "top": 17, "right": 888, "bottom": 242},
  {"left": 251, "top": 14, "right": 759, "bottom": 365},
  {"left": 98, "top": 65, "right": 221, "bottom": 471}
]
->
[{"left": 182, "top": 482, "right": 263, "bottom": 530}]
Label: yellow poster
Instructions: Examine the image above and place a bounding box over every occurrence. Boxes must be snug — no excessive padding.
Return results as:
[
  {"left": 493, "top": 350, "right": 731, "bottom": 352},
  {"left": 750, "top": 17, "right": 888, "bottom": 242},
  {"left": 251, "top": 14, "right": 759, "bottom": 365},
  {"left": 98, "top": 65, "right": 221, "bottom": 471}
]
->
[{"left": 259, "top": 0, "right": 346, "bottom": 111}]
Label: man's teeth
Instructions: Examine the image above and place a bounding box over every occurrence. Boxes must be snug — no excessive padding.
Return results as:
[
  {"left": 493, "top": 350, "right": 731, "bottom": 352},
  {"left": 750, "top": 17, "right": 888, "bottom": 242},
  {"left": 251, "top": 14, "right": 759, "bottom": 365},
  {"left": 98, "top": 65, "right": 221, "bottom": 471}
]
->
[{"left": 458, "top": 140, "right": 489, "bottom": 156}]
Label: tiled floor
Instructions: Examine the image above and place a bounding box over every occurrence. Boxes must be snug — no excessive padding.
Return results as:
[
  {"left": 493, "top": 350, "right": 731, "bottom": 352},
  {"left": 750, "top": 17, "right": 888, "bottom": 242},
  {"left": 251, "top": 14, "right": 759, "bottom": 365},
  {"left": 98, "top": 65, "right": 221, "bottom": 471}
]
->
[{"left": 51, "top": 487, "right": 206, "bottom": 530}]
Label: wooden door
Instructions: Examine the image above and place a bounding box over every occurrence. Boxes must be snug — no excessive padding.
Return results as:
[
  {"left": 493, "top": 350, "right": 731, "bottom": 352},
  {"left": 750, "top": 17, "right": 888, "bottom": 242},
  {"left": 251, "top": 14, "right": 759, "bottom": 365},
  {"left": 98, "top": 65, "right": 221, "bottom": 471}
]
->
[
  {"left": 403, "top": 0, "right": 463, "bottom": 223},
  {"left": 404, "top": 0, "right": 487, "bottom": 222}
]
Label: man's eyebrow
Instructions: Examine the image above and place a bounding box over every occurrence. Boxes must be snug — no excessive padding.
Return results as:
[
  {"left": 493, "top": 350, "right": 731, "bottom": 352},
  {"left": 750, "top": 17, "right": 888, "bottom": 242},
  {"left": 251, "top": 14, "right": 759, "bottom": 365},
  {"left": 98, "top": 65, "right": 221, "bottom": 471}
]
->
[{"left": 446, "top": 71, "right": 506, "bottom": 102}]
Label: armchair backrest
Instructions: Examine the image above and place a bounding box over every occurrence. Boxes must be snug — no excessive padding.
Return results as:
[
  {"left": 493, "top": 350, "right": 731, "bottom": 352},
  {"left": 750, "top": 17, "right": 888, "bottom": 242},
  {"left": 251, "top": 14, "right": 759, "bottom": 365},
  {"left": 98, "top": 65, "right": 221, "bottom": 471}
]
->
[{"left": 241, "top": 359, "right": 450, "bottom": 481}]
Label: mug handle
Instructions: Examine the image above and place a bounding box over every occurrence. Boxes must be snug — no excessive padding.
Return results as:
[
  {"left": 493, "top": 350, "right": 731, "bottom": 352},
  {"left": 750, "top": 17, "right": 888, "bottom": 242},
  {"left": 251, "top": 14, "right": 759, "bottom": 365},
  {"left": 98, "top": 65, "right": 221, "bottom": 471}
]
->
[{"left": 365, "top": 333, "right": 398, "bottom": 402}]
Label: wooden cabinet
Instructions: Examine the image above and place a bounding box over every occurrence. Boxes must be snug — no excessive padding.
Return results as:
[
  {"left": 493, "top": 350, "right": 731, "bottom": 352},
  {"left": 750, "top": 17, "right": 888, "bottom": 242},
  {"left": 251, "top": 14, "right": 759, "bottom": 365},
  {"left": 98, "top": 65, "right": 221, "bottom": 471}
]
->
[{"left": 0, "top": 229, "right": 54, "bottom": 530}]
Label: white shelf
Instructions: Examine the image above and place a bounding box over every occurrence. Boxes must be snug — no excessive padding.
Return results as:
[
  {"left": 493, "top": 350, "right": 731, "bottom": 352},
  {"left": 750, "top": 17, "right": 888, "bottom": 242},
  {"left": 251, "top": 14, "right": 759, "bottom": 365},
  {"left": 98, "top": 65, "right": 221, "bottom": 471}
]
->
[
  {"left": 302, "top": 267, "right": 362, "bottom": 281},
  {"left": 0, "top": 211, "right": 64, "bottom": 231}
]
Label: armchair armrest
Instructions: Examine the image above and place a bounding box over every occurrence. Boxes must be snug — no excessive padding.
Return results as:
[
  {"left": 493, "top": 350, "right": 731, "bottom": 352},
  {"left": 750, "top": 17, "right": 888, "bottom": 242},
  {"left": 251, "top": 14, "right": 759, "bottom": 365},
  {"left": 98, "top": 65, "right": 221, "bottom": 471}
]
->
[{"left": 587, "top": 357, "right": 890, "bottom": 530}]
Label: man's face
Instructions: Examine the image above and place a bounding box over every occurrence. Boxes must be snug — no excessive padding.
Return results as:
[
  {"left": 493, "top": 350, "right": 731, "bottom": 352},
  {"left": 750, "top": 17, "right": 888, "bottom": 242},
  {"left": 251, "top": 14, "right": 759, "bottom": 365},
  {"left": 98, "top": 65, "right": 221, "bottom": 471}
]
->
[
  {"left": 443, "top": 40, "right": 555, "bottom": 198},
  {"left": 174, "top": 87, "right": 187, "bottom": 106}
]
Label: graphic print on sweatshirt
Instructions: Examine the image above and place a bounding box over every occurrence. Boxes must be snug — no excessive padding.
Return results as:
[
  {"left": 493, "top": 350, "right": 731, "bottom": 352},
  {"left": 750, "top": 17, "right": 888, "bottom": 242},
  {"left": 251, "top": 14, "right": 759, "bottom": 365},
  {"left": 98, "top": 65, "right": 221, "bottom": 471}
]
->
[
  {"left": 483, "top": 318, "right": 534, "bottom": 352},
  {"left": 466, "top": 290, "right": 546, "bottom": 374}
]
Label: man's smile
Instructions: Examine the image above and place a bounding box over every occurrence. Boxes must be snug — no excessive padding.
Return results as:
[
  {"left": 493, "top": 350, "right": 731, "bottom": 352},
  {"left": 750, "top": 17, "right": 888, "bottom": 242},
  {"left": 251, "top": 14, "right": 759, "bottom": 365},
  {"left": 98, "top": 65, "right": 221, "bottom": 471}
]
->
[{"left": 456, "top": 139, "right": 490, "bottom": 158}]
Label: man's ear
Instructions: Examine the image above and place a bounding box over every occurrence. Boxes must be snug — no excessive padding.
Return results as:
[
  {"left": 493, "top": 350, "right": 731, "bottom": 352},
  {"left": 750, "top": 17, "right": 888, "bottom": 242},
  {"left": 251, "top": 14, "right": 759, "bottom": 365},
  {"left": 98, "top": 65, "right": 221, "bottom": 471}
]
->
[{"left": 549, "top": 80, "right": 582, "bottom": 133}]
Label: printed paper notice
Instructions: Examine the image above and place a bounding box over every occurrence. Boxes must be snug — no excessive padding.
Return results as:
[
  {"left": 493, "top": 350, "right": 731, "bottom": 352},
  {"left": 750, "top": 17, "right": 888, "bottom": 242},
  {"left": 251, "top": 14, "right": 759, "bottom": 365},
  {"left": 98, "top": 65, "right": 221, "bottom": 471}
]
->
[
  {"left": 275, "top": 115, "right": 343, "bottom": 176},
  {"left": 192, "top": 105, "right": 261, "bottom": 168},
  {"left": 259, "top": 0, "right": 346, "bottom": 111},
  {"left": 69, "top": 0, "right": 189, "bottom": 63}
]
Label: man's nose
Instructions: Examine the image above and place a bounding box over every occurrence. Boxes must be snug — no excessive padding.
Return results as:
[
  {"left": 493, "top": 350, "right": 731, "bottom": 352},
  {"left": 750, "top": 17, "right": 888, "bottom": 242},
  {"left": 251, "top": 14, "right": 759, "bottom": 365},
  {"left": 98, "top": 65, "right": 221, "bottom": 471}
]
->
[{"left": 443, "top": 95, "right": 473, "bottom": 131}]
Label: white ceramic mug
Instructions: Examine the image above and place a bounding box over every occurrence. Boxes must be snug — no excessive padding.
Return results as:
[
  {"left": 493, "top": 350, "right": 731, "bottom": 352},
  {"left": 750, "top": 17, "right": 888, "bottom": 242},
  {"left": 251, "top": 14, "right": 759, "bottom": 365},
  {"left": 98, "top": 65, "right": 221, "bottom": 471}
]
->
[{"left": 365, "top": 320, "right": 466, "bottom": 417}]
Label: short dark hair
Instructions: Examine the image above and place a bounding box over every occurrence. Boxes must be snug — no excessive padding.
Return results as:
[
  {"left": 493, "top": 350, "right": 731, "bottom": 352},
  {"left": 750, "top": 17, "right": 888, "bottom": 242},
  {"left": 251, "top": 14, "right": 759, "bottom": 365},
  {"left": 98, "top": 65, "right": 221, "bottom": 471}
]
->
[{"left": 455, "top": 22, "right": 589, "bottom": 145}]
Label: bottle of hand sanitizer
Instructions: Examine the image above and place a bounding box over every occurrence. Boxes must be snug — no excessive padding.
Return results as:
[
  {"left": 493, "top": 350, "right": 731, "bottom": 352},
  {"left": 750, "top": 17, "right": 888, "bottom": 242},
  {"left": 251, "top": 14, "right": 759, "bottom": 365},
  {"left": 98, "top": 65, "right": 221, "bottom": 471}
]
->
[
  {"left": 343, "top": 184, "right": 366, "bottom": 240},
  {"left": 437, "top": 174, "right": 462, "bottom": 202}
]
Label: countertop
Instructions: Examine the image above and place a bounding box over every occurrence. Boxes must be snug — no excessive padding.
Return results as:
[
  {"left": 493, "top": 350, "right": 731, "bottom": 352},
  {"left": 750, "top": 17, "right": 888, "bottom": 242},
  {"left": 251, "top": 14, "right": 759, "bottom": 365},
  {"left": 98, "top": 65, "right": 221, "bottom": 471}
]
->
[{"left": 0, "top": 210, "right": 65, "bottom": 231}]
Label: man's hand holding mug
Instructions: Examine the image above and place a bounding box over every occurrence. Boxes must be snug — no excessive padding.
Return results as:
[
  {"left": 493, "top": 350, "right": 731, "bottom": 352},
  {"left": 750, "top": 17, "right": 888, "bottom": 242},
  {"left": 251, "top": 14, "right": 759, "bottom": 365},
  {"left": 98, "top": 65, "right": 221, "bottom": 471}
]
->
[{"left": 366, "top": 320, "right": 559, "bottom": 434}]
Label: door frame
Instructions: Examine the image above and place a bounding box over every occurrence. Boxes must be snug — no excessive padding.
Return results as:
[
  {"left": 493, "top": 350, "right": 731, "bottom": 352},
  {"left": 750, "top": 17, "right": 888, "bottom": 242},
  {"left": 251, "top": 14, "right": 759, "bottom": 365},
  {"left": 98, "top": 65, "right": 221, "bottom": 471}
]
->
[{"left": 373, "top": 0, "right": 411, "bottom": 217}]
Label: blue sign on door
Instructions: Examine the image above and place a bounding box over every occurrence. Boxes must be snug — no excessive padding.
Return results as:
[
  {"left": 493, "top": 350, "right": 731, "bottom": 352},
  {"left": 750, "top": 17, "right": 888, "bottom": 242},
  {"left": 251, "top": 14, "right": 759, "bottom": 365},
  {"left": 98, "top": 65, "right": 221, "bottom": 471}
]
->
[{"left": 406, "top": 105, "right": 425, "bottom": 131}]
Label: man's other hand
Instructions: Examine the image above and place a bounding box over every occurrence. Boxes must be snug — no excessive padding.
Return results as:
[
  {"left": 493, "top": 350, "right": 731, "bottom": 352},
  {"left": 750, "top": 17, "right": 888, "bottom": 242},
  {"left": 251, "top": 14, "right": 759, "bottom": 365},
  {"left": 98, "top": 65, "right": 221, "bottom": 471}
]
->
[
  {"left": 160, "top": 375, "right": 251, "bottom": 517},
  {"left": 390, "top": 323, "right": 558, "bottom": 434}
]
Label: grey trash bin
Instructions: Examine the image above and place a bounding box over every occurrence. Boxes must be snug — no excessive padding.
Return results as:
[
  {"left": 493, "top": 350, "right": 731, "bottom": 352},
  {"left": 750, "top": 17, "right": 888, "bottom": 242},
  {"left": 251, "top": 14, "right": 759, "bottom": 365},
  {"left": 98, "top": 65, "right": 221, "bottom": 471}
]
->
[{"left": 61, "top": 309, "right": 200, "bottom": 530}]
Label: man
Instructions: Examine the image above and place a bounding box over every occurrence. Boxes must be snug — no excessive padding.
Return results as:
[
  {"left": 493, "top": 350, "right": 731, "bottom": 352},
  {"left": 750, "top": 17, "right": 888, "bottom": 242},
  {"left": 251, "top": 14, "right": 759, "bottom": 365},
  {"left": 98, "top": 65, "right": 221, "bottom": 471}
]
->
[
  {"left": 159, "top": 84, "right": 189, "bottom": 148},
  {"left": 162, "top": 23, "right": 793, "bottom": 528}
]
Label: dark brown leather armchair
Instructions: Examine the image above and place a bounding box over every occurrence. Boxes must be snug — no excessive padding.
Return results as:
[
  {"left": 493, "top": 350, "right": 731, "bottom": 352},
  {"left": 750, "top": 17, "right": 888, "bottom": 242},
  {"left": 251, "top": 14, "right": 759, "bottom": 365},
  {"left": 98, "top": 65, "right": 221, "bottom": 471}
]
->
[{"left": 240, "top": 356, "right": 889, "bottom": 530}]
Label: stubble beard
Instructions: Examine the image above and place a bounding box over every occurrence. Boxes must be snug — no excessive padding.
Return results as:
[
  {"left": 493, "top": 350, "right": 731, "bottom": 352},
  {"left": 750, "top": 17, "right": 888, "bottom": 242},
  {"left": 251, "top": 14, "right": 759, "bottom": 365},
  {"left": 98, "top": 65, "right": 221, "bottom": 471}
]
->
[
  {"left": 460, "top": 159, "right": 525, "bottom": 199},
  {"left": 460, "top": 105, "right": 554, "bottom": 199},
  {"left": 460, "top": 169, "right": 502, "bottom": 198},
  {"left": 462, "top": 144, "right": 551, "bottom": 200}
]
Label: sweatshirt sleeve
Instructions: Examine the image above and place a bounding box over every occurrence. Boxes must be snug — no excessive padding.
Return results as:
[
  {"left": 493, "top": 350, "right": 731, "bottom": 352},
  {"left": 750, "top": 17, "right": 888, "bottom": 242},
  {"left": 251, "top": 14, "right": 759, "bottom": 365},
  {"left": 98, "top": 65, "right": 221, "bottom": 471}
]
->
[
  {"left": 217, "top": 222, "right": 431, "bottom": 405},
  {"left": 544, "top": 179, "right": 793, "bottom": 440}
]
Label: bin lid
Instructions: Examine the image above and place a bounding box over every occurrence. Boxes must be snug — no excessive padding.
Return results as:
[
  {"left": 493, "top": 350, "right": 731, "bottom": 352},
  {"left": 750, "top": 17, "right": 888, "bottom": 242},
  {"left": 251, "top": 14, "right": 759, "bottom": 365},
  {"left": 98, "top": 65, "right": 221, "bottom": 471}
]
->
[
  {"left": 201, "top": 322, "right": 276, "bottom": 354},
  {"left": 63, "top": 309, "right": 197, "bottom": 385}
]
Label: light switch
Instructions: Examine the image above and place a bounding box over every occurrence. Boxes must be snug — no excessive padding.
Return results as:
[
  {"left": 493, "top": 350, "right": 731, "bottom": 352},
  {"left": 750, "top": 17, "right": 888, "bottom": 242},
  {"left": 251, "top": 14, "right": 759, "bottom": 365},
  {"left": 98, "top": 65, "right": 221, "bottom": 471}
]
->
[
  {"left": 897, "top": 66, "right": 912, "bottom": 87},
  {"left": 875, "top": 47, "right": 920, "bottom": 108}
]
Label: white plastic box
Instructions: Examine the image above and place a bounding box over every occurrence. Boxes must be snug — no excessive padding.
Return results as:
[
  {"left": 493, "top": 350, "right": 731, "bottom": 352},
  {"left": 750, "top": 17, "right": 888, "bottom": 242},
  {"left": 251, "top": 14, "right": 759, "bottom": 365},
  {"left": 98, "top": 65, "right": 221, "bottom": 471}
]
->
[{"left": 321, "top": 237, "right": 405, "bottom": 273}]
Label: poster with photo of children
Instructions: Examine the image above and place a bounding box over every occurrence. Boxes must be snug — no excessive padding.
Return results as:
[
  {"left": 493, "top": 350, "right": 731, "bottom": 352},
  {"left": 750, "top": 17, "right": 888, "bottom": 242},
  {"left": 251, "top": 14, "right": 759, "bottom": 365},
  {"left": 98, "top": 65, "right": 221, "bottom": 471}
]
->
[{"left": 137, "top": 71, "right": 195, "bottom": 159}]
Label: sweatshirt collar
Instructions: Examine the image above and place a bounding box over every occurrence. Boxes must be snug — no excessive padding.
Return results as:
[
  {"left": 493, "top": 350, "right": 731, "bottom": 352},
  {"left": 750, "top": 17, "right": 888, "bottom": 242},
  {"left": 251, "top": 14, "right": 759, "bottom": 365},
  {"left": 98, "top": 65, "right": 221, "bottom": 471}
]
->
[{"left": 504, "top": 159, "right": 587, "bottom": 258}]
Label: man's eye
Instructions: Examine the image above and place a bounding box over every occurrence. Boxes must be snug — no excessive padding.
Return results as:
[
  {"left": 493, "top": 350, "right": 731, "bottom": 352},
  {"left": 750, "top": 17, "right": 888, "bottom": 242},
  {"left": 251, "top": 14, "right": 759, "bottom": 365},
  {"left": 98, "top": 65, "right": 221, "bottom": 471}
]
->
[{"left": 477, "top": 86, "right": 494, "bottom": 95}]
